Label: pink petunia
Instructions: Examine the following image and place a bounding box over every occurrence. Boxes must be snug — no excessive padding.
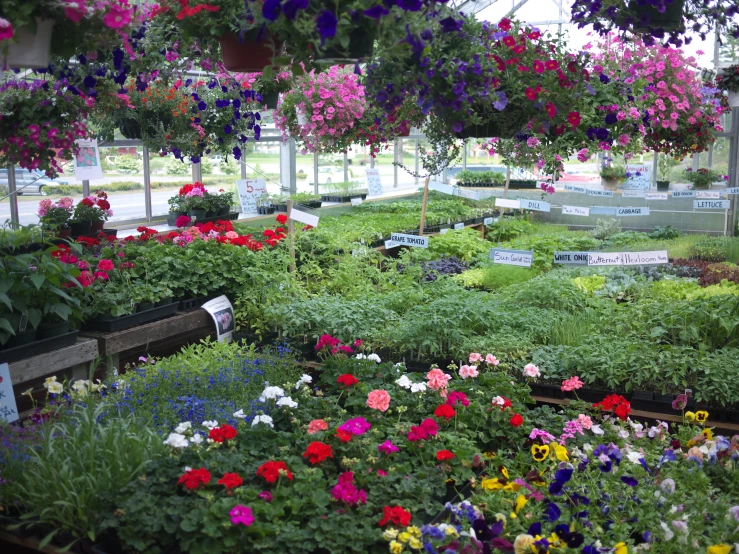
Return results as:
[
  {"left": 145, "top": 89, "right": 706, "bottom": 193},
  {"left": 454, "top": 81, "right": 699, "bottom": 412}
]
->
[
  {"left": 0, "top": 18, "right": 13, "bottom": 41},
  {"left": 103, "top": 5, "right": 132, "bottom": 29}
]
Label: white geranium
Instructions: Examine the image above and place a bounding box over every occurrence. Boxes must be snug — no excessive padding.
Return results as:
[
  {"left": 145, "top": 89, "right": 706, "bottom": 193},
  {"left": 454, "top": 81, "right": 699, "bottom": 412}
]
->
[
  {"left": 395, "top": 375, "right": 412, "bottom": 389},
  {"left": 190, "top": 434, "right": 204, "bottom": 445},
  {"left": 276, "top": 396, "right": 298, "bottom": 408},
  {"left": 202, "top": 420, "right": 219, "bottom": 430},
  {"left": 522, "top": 363, "right": 541, "bottom": 378},
  {"left": 259, "top": 386, "right": 286, "bottom": 402},
  {"left": 174, "top": 421, "right": 192, "bottom": 434},
  {"left": 356, "top": 353, "right": 367, "bottom": 360},
  {"left": 252, "top": 415, "right": 274, "bottom": 428},
  {"left": 410, "top": 382, "right": 427, "bottom": 394},
  {"left": 367, "top": 353, "right": 381, "bottom": 363},
  {"left": 163, "top": 433, "right": 189, "bottom": 448},
  {"left": 295, "top": 374, "right": 313, "bottom": 389},
  {"left": 233, "top": 409, "right": 246, "bottom": 419}
]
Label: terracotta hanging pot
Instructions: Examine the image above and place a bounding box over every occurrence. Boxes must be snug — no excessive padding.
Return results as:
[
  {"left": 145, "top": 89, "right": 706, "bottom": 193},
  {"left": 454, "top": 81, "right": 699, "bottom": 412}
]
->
[{"left": 219, "top": 32, "right": 282, "bottom": 73}]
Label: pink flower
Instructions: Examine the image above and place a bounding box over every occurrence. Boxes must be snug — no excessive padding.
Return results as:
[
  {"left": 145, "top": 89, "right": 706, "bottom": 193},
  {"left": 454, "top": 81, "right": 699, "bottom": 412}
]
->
[
  {"left": 459, "top": 365, "right": 479, "bottom": 380},
  {"left": 366, "top": 389, "right": 391, "bottom": 412},
  {"left": 331, "top": 472, "right": 366, "bottom": 506},
  {"left": 446, "top": 391, "right": 470, "bottom": 407},
  {"left": 93, "top": 270, "right": 109, "bottom": 281},
  {"left": 307, "top": 419, "right": 328, "bottom": 434},
  {"left": 617, "top": 134, "right": 630, "bottom": 146},
  {"left": 577, "top": 414, "right": 593, "bottom": 430},
  {"left": 77, "top": 260, "right": 88, "bottom": 270},
  {"left": 258, "top": 491, "right": 273, "bottom": 502},
  {"left": 0, "top": 18, "right": 13, "bottom": 41},
  {"left": 485, "top": 354, "right": 500, "bottom": 365},
  {"left": 37, "top": 199, "right": 52, "bottom": 217},
  {"left": 426, "top": 367, "right": 451, "bottom": 397},
  {"left": 229, "top": 505, "right": 254, "bottom": 526},
  {"left": 468, "top": 352, "right": 482, "bottom": 363},
  {"left": 522, "top": 363, "right": 540, "bottom": 378},
  {"left": 64, "top": 0, "right": 87, "bottom": 23},
  {"left": 378, "top": 440, "right": 399, "bottom": 455},
  {"left": 561, "top": 376, "right": 584, "bottom": 392},
  {"left": 165, "top": 50, "right": 179, "bottom": 62},
  {"left": 97, "top": 259, "right": 114, "bottom": 271},
  {"left": 338, "top": 417, "right": 372, "bottom": 436},
  {"left": 103, "top": 4, "right": 132, "bottom": 29},
  {"left": 529, "top": 428, "right": 556, "bottom": 443}
]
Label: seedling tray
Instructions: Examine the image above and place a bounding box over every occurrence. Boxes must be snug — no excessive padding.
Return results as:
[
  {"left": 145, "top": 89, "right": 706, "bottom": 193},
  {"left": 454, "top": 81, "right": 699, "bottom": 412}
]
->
[
  {"left": 84, "top": 303, "right": 179, "bottom": 333},
  {"left": 0, "top": 331, "right": 79, "bottom": 364}
]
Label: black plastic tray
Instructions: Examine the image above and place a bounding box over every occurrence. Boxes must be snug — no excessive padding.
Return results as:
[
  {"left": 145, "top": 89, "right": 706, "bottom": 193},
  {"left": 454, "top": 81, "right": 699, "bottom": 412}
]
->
[
  {"left": 0, "top": 330, "right": 79, "bottom": 364},
  {"left": 84, "top": 302, "right": 179, "bottom": 333},
  {"left": 178, "top": 295, "right": 212, "bottom": 311}
]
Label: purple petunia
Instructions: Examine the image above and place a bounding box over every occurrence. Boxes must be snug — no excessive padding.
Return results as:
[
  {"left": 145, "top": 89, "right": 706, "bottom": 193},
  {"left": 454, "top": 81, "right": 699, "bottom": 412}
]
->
[{"left": 316, "top": 9, "right": 338, "bottom": 39}]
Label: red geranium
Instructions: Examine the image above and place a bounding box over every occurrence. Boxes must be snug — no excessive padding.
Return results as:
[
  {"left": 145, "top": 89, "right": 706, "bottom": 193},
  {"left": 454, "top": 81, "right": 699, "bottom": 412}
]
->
[
  {"left": 276, "top": 213, "right": 288, "bottom": 225},
  {"left": 335, "top": 429, "right": 353, "bottom": 443},
  {"left": 97, "top": 259, "right": 114, "bottom": 271},
  {"left": 217, "top": 472, "right": 243, "bottom": 490},
  {"left": 81, "top": 197, "right": 95, "bottom": 207},
  {"left": 337, "top": 374, "right": 359, "bottom": 387},
  {"left": 256, "top": 461, "right": 293, "bottom": 484},
  {"left": 378, "top": 505, "right": 412, "bottom": 527},
  {"left": 593, "top": 394, "right": 631, "bottom": 421},
  {"left": 303, "top": 441, "right": 334, "bottom": 465},
  {"left": 436, "top": 450, "right": 455, "bottom": 462},
  {"left": 178, "top": 468, "right": 211, "bottom": 490},
  {"left": 434, "top": 404, "right": 456, "bottom": 421},
  {"left": 509, "top": 413, "right": 524, "bottom": 428},
  {"left": 209, "top": 424, "right": 238, "bottom": 443}
]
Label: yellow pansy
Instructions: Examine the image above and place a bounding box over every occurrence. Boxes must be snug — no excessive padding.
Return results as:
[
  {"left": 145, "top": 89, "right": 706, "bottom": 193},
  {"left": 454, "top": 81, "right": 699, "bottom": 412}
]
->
[
  {"left": 444, "top": 526, "right": 459, "bottom": 538},
  {"left": 500, "top": 466, "right": 509, "bottom": 479},
  {"left": 406, "top": 526, "right": 421, "bottom": 538},
  {"left": 389, "top": 540, "right": 404, "bottom": 554},
  {"left": 383, "top": 529, "right": 399, "bottom": 541},
  {"left": 408, "top": 537, "right": 422, "bottom": 550},
  {"left": 483, "top": 451, "right": 497, "bottom": 460},
  {"left": 684, "top": 411, "right": 696, "bottom": 422},
  {"left": 552, "top": 444, "right": 569, "bottom": 462},
  {"left": 548, "top": 533, "right": 563, "bottom": 548},
  {"left": 614, "top": 542, "right": 628, "bottom": 554},
  {"left": 695, "top": 410, "right": 709, "bottom": 423},
  {"left": 707, "top": 545, "right": 732, "bottom": 554},
  {"left": 481, "top": 477, "right": 503, "bottom": 491},
  {"left": 398, "top": 532, "right": 411, "bottom": 543},
  {"left": 513, "top": 535, "right": 535, "bottom": 554},
  {"left": 514, "top": 494, "right": 528, "bottom": 514},
  {"left": 503, "top": 481, "right": 522, "bottom": 492},
  {"left": 702, "top": 428, "right": 714, "bottom": 441},
  {"left": 531, "top": 444, "right": 550, "bottom": 462}
]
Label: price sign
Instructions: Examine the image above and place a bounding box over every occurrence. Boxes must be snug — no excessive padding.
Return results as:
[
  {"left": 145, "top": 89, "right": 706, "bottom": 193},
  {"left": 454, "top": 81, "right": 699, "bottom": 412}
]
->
[{"left": 237, "top": 179, "right": 268, "bottom": 214}]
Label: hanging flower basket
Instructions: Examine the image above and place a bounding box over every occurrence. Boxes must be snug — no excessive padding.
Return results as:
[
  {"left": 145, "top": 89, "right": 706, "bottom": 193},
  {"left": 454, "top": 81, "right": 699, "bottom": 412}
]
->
[
  {"left": 455, "top": 108, "right": 524, "bottom": 140},
  {"left": 728, "top": 91, "right": 739, "bottom": 108},
  {"left": 629, "top": 0, "right": 685, "bottom": 31},
  {"left": 3, "top": 18, "right": 54, "bottom": 69},
  {"left": 219, "top": 32, "right": 283, "bottom": 73}
]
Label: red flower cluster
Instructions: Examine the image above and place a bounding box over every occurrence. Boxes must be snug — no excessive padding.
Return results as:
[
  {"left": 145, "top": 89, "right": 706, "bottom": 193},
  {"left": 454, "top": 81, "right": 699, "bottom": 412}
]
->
[
  {"left": 80, "top": 197, "right": 95, "bottom": 208},
  {"left": 378, "top": 505, "right": 412, "bottom": 527},
  {"left": 178, "top": 181, "right": 206, "bottom": 197},
  {"left": 337, "top": 374, "right": 359, "bottom": 387},
  {"left": 434, "top": 404, "right": 456, "bottom": 421},
  {"left": 276, "top": 213, "right": 288, "bottom": 225},
  {"left": 256, "top": 461, "right": 293, "bottom": 484},
  {"left": 509, "top": 413, "right": 524, "bottom": 428},
  {"left": 175, "top": 215, "right": 191, "bottom": 228},
  {"left": 76, "top": 236, "right": 100, "bottom": 247},
  {"left": 335, "top": 429, "right": 353, "bottom": 443},
  {"left": 209, "top": 424, "right": 238, "bottom": 443},
  {"left": 436, "top": 450, "right": 455, "bottom": 462},
  {"left": 217, "top": 472, "right": 243, "bottom": 490},
  {"left": 593, "top": 394, "right": 631, "bottom": 421},
  {"left": 93, "top": 190, "right": 110, "bottom": 211},
  {"left": 408, "top": 418, "right": 439, "bottom": 442},
  {"left": 303, "top": 441, "right": 334, "bottom": 465},
  {"left": 178, "top": 467, "right": 211, "bottom": 490},
  {"left": 315, "top": 334, "right": 357, "bottom": 356}
]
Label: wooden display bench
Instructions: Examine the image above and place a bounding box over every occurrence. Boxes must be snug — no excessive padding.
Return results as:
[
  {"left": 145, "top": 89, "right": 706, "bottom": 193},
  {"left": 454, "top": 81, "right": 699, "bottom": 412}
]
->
[
  {"left": 80, "top": 309, "right": 214, "bottom": 375},
  {"left": 8, "top": 337, "right": 99, "bottom": 386}
]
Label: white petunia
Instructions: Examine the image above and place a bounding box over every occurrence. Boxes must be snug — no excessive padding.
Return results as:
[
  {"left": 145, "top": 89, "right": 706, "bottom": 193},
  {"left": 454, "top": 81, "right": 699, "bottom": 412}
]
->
[
  {"left": 233, "top": 409, "right": 246, "bottom": 419},
  {"left": 626, "top": 451, "right": 644, "bottom": 464},
  {"left": 44, "top": 376, "right": 58, "bottom": 386},
  {"left": 660, "top": 521, "right": 674, "bottom": 541},
  {"left": 367, "top": 353, "right": 381, "bottom": 363},
  {"left": 174, "top": 421, "right": 192, "bottom": 434},
  {"left": 590, "top": 424, "right": 605, "bottom": 436},
  {"left": 190, "top": 434, "right": 203, "bottom": 445},
  {"left": 72, "top": 380, "right": 89, "bottom": 395},
  {"left": 252, "top": 415, "right": 274, "bottom": 428},
  {"left": 276, "top": 396, "right": 298, "bottom": 408},
  {"left": 202, "top": 420, "right": 219, "bottom": 430},
  {"left": 163, "top": 433, "right": 189, "bottom": 448},
  {"left": 46, "top": 382, "right": 63, "bottom": 394},
  {"left": 395, "top": 375, "right": 412, "bottom": 389},
  {"left": 259, "top": 386, "right": 286, "bottom": 402}
]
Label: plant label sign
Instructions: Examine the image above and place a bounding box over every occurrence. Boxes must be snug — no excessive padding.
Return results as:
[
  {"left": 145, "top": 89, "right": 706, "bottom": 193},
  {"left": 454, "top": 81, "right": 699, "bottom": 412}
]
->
[
  {"left": 696, "top": 191, "right": 721, "bottom": 199},
  {"left": 73, "top": 138, "right": 103, "bottom": 181},
  {"left": 237, "top": 179, "right": 268, "bottom": 215},
  {"left": 694, "top": 200, "right": 730, "bottom": 210},
  {"left": 290, "top": 207, "right": 319, "bottom": 227},
  {"left": 453, "top": 222, "right": 465, "bottom": 230},
  {"left": 483, "top": 217, "right": 496, "bottom": 225},
  {"left": 616, "top": 207, "right": 649, "bottom": 216},
  {"left": 389, "top": 233, "right": 429, "bottom": 248},
  {"left": 587, "top": 252, "right": 624, "bottom": 266},
  {"left": 624, "top": 164, "right": 651, "bottom": 190},
  {"left": 439, "top": 228, "right": 450, "bottom": 235},
  {"left": 491, "top": 248, "right": 533, "bottom": 267},
  {"left": 553, "top": 251, "right": 590, "bottom": 265},
  {"left": 365, "top": 168, "right": 383, "bottom": 196},
  {"left": 587, "top": 189, "right": 615, "bottom": 197},
  {"left": 562, "top": 205, "right": 590, "bottom": 216},
  {"left": 429, "top": 180, "right": 456, "bottom": 196},
  {"left": 495, "top": 198, "right": 520, "bottom": 209},
  {"left": 519, "top": 199, "right": 551, "bottom": 212},
  {"left": 0, "top": 363, "right": 18, "bottom": 423},
  {"left": 622, "top": 250, "right": 669, "bottom": 265},
  {"left": 564, "top": 185, "right": 586, "bottom": 194},
  {"left": 726, "top": 187, "right": 739, "bottom": 195},
  {"left": 201, "top": 296, "right": 235, "bottom": 343},
  {"left": 590, "top": 206, "right": 618, "bottom": 215},
  {"left": 351, "top": 197, "right": 363, "bottom": 206},
  {"left": 454, "top": 187, "right": 481, "bottom": 201},
  {"left": 672, "top": 190, "right": 696, "bottom": 198},
  {"left": 622, "top": 190, "right": 646, "bottom": 198},
  {"left": 645, "top": 192, "right": 668, "bottom": 200}
]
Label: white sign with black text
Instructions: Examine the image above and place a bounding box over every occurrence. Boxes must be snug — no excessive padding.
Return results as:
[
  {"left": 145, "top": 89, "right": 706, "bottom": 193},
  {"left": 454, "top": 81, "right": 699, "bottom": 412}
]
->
[
  {"left": 519, "top": 199, "right": 551, "bottom": 212},
  {"left": 201, "top": 296, "right": 235, "bottom": 343},
  {"left": 727, "top": 188, "right": 739, "bottom": 195},
  {"left": 365, "top": 168, "right": 383, "bottom": 196},
  {"left": 491, "top": 248, "right": 534, "bottom": 267},
  {"left": 562, "top": 205, "right": 590, "bottom": 217},
  {"left": 453, "top": 222, "right": 465, "bottom": 230},
  {"left": 645, "top": 192, "right": 668, "bottom": 200},
  {"left": 237, "top": 179, "right": 268, "bottom": 214},
  {"left": 616, "top": 207, "right": 649, "bottom": 216},
  {"left": 388, "top": 233, "right": 429, "bottom": 248},
  {"left": 351, "top": 197, "right": 363, "bottom": 206},
  {"left": 672, "top": 190, "right": 696, "bottom": 198},
  {"left": 624, "top": 164, "right": 651, "bottom": 190},
  {"left": 0, "top": 363, "right": 18, "bottom": 423},
  {"left": 587, "top": 250, "right": 668, "bottom": 266},
  {"left": 622, "top": 190, "right": 646, "bottom": 198},
  {"left": 73, "top": 139, "right": 104, "bottom": 181},
  {"left": 694, "top": 200, "right": 730, "bottom": 210},
  {"left": 495, "top": 198, "right": 521, "bottom": 209}
]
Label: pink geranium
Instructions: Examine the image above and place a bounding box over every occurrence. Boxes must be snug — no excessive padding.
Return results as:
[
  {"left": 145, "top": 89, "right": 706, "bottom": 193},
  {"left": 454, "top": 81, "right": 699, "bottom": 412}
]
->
[
  {"left": 426, "top": 367, "right": 451, "bottom": 398},
  {"left": 561, "top": 376, "right": 584, "bottom": 392},
  {"left": 459, "top": 365, "right": 479, "bottom": 380},
  {"left": 468, "top": 352, "right": 482, "bottom": 363},
  {"left": 378, "top": 440, "right": 399, "bottom": 455},
  {"left": 338, "top": 417, "right": 372, "bottom": 436},
  {"left": 229, "top": 505, "right": 254, "bottom": 527},
  {"left": 485, "top": 354, "right": 500, "bottom": 366},
  {"left": 366, "top": 390, "right": 391, "bottom": 412},
  {"left": 307, "top": 419, "right": 328, "bottom": 434},
  {"left": 331, "top": 472, "right": 366, "bottom": 506}
]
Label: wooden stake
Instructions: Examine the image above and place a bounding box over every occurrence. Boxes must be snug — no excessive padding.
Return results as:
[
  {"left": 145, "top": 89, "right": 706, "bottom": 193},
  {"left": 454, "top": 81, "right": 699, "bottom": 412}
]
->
[
  {"left": 418, "top": 176, "right": 430, "bottom": 236},
  {"left": 287, "top": 199, "right": 296, "bottom": 273}
]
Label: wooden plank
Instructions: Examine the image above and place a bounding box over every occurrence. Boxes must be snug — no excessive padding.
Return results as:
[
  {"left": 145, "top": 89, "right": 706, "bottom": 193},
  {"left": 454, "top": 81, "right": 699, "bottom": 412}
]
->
[
  {"left": 9, "top": 338, "right": 99, "bottom": 385},
  {"left": 82, "top": 310, "right": 213, "bottom": 356},
  {"left": 0, "top": 530, "right": 60, "bottom": 553}
]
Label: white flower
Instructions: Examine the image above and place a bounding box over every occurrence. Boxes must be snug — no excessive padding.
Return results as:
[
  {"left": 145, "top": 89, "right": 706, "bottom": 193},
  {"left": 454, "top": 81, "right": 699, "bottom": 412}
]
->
[
  {"left": 367, "top": 353, "right": 381, "bottom": 363},
  {"left": 163, "top": 433, "right": 189, "bottom": 448},
  {"left": 395, "top": 375, "right": 412, "bottom": 389},
  {"left": 190, "top": 434, "right": 203, "bottom": 445},
  {"left": 89, "top": 380, "right": 106, "bottom": 392},
  {"left": 295, "top": 374, "right": 313, "bottom": 389},
  {"left": 252, "top": 415, "right": 274, "bottom": 428},
  {"left": 394, "top": 362, "right": 405, "bottom": 369},
  {"left": 491, "top": 396, "right": 506, "bottom": 406},
  {"left": 660, "top": 521, "right": 674, "bottom": 541},
  {"left": 259, "top": 386, "right": 285, "bottom": 402},
  {"left": 626, "top": 451, "right": 644, "bottom": 464},
  {"left": 618, "top": 429, "right": 630, "bottom": 439},
  {"left": 114, "top": 379, "right": 129, "bottom": 390},
  {"left": 43, "top": 376, "right": 58, "bottom": 387},
  {"left": 202, "top": 420, "right": 219, "bottom": 430},
  {"left": 233, "top": 409, "right": 246, "bottom": 419},
  {"left": 276, "top": 396, "right": 298, "bottom": 408},
  {"left": 522, "top": 363, "right": 541, "bottom": 378},
  {"left": 356, "top": 353, "right": 367, "bottom": 360},
  {"left": 72, "top": 380, "right": 89, "bottom": 395},
  {"left": 46, "top": 382, "right": 63, "bottom": 394},
  {"left": 590, "top": 424, "right": 604, "bottom": 435},
  {"left": 174, "top": 422, "right": 192, "bottom": 434},
  {"left": 410, "top": 382, "right": 427, "bottom": 394}
]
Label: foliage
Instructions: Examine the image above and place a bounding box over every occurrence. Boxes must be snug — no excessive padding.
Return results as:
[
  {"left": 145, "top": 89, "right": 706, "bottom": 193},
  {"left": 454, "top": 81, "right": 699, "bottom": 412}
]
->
[
  {"left": 115, "top": 155, "right": 142, "bottom": 174},
  {"left": 426, "top": 229, "right": 489, "bottom": 262},
  {"left": 455, "top": 170, "right": 505, "bottom": 186},
  {"left": 485, "top": 217, "right": 532, "bottom": 242},
  {"left": 589, "top": 218, "right": 621, "bottom": 240},
  {"left": 455, "top": 265, "right": 538, "bottom": 291},
  {"left": 682, "top": 167, "right": 727, "bottom": 188},
  {"left": 599, "top": 163, "right": 627, "bottom": 181},
  {"left": 717, "top": 64, "right": 739, "bottom": 93},
  {"left": 689, "top": 237, "right": 735, "bottom": 262}
]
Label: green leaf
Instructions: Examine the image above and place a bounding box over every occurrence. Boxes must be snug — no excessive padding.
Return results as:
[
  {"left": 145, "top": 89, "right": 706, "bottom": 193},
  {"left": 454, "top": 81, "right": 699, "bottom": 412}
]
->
[
  {"left": 30, "top": 273, "right": 46, "bottom": 290},
  {"left": 0, "top": 318, "right": 16, "bottom": 336}
]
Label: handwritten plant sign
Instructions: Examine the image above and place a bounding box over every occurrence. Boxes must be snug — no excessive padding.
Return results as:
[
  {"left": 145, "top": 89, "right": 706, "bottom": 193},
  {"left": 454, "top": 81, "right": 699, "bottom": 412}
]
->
[
  {"left": 490, "top": 248, "right": 533, "bottom": 267},
  {"left": 0, "top": 363, "right": 18, "bottom": 423}
]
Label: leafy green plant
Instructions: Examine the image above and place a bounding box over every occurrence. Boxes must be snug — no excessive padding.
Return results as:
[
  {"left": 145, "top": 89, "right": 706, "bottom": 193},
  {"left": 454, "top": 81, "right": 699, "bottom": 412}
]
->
[
  {"left": 115, "top": 155, "right": 143, "bottom": 174},
  {"left": 166, "top": 158, "right": 190, "bottom": 175},
  {"left": 485, "top": 217, "right": 532, "bottom": 242},
  {"left": 589, "top": 218, "right": 621, "bottom": 240},
  {"left": 648, "top": 226, "right": 681, "bottom": 240},
  {"left": 689, "top": 237, "right": 735, "bottom": 262}
]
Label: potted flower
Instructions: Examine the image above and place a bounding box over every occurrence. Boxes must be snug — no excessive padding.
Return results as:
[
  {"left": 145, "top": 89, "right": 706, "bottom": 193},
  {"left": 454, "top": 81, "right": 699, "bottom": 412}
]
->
[
  {"left": 274, "top": 66, "right": 366, "bottom": 155},
  {"left": 38, "top": 198, "right": 73, "bottom": 237},
  {"left": 656, "top": 155, "right": 679, "bottom": 191},
  {"left": 716, "top": 64, "right": 739, "bottom": 108},
  {"left": 91, "top": 191, "right": 112, "bottom": 232},
  {"left": 176, "top": 182, "right": 209, "bottom": 219},
  {"left": 600, "top": 163, "right": 627, "bottom": 190},
  {"left": 69, "top": 197, "right": 102, "bottom": 236},
  {"left": 682, "top": 167, "right": 728, "bottom": 189}
]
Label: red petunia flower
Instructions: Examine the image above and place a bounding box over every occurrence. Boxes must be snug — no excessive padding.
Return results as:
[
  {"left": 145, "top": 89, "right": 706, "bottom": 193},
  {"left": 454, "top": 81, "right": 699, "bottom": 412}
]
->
[
  {"left": 178, "top": 468, "right": 211, "bottom": 490},
  {"left": 509, "top": 413, "right": 524, "bottom": 428},
  {"left": 218, "top": 472, "right": 243, "bottom": 489},
  {"left": 434, "top": 404, "right": 456, "bottom": 421},
  {"left": 567, "top": 111, "right": 581, "bottom": 127},
  {"left": 209, "top": 424, "right": 238, "bottom": 443},
  {"left": 256, "top": 461, "right": 293, "bottom": 484},
  {"left": 337, "top": 374, "right": 359, "bottom": 387},
  {"left": 497, "top": 17, "right": 512, "bottom": 31},
  {"left": 436, "top": 450, "right": 455, "bottom": 462},
  {"left": 303, "top": 441, "right": 334, "bottom": 465},
  {"left": 378, "top": 505, "right": 412, "bottom": 527}
]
